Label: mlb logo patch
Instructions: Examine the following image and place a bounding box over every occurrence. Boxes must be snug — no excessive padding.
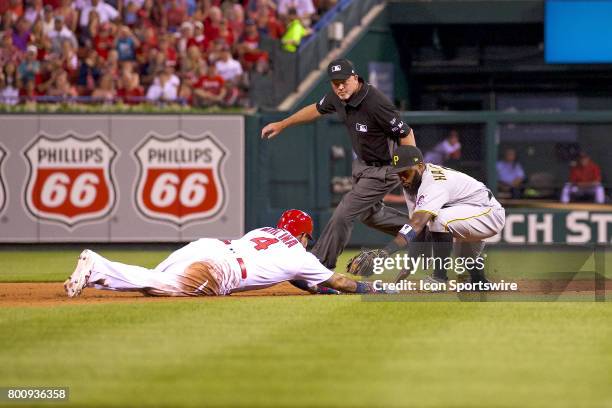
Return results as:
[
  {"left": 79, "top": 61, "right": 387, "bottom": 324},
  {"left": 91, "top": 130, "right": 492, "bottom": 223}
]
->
[
  {"left": 416, "top": 194, "right": 425, "bottom": 207},
  {"left": 356, "top": 123, "right": 368, "bottom": 132},
  {"left": 331, "top": 65, "right": 341, "bottom": 72}
]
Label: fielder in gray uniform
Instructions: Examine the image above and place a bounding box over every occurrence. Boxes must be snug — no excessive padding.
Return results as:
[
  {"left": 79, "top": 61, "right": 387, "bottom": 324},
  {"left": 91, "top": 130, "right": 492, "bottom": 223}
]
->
[
  {"left": 261, "top": 58, "right": 419, "bottom": 269},
  {"left": 383, "top": 145, "right": 506, "bottom": 283}
]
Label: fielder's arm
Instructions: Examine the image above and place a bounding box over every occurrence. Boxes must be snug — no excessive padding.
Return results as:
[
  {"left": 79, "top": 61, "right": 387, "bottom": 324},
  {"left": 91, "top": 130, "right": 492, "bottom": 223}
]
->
[
  {"left": 261, "top": 104, "right": 321, "bottom": 139},
  {"left": 383, "top": 211, "right": 432, "bottom": 255}
]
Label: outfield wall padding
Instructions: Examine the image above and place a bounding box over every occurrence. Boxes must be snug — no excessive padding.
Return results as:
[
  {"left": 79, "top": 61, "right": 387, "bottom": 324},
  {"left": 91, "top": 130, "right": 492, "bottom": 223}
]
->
[{"left": 0, "top": 115, "right": 244, "bottom": 242}]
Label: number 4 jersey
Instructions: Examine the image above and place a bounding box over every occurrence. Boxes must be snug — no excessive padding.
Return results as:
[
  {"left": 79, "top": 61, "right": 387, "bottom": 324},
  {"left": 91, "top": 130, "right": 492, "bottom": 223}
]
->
[{"left": 157, "top": 227, "right": 334, "bottom": 295}]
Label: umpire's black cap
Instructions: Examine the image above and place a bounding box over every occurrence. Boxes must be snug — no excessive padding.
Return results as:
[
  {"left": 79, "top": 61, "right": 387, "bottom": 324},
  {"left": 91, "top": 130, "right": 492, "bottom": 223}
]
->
[
  {"left": 391, "top": 145, "right": 424, "bottom": 173},
  {"left": 327, "top": 59, "right": 356, "bottom": 80}
]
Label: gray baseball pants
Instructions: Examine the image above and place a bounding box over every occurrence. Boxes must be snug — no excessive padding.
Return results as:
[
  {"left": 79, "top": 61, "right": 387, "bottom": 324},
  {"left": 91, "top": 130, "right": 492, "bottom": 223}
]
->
[{"left": 311, "top": 160, "right": 408, "bottom": 269}]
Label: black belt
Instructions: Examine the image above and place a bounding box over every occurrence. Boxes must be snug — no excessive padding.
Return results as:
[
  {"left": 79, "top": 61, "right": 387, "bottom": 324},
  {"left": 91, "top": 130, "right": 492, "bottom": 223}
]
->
[{"left": 365, "top": 160, "right": 391, "bottom": 167}]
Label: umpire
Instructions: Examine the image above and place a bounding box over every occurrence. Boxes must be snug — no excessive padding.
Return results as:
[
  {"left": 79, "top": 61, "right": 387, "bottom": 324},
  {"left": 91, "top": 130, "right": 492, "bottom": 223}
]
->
[{"left": 261, "top": 58, "right": 415, "bottom": 269}]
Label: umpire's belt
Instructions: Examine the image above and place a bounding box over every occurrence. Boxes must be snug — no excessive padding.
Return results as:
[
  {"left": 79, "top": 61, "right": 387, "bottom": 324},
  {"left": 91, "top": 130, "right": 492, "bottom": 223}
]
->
[
  {"left": 365, "top": 160, "right": 391, "bottom": 167},
  {"left": 220, "top": 239, "right": 247, "bottom": 279}
]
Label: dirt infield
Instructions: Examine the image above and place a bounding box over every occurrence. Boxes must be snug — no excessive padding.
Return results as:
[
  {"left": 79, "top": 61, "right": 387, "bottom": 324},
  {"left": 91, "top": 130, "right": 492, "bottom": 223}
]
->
[
  {"left": 0, "top": 282, "right": 306, "bottom": 307},
  {"left": 1, "top": 279, "right": 610, "bottom": 306}
]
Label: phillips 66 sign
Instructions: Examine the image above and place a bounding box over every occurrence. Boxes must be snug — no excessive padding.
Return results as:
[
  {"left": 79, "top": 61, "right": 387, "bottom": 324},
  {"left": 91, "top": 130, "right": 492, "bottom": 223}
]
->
[
  {"left": 133, "top": 133, "right": 228, "bottom": 226},
  {"left": 23, "top": 134, "right": 118, "bottom": 228}
]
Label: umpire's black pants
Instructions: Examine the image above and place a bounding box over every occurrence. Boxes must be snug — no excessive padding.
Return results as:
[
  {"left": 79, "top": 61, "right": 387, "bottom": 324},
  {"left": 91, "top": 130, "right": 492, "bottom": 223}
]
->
[{"left": 311, "top": 160, "right": 408, "bottom": 269}]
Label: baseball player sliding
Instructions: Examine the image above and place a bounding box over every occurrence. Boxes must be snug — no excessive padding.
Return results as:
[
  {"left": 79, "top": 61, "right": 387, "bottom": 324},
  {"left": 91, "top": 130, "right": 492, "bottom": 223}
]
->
[
  {"left": 348, "top": 145, "right": 505, "bottom": 284},
  {"left": 64, "top": 210, "right": 380, "bottom": 297}
]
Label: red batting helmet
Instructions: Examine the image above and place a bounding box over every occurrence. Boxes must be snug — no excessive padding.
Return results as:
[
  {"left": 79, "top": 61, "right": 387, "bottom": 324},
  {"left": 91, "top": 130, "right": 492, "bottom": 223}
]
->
[{"left": 277, "top": 209, "right": 313, "bottom": 239}]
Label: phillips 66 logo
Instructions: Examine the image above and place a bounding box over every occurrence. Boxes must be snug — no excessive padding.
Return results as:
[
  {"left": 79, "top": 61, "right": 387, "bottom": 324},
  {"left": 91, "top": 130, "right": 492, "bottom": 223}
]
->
[
  {"left": 0, "top": 144, "right": 7, "bottom": 215},
  {"left": 133, "top": 133, "right": 227, "bottom": 226},
  {"left": 23, "top": 134, "right": 118, "bottom": 227}
]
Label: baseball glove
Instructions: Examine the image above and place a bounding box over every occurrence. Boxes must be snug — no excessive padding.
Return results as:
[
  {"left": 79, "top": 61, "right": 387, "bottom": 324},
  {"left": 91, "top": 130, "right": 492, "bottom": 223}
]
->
[{"left": 346, "top": 249, "right": 388, "bottom": 277}]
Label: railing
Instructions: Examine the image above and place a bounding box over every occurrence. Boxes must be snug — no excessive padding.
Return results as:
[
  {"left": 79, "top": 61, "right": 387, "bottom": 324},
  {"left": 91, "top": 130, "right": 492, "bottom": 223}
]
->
[
  {"left": 1, "top": 95, "right": 186, "bottom": 105},
  {"left": 250, "top": 0, "right": 383, "bottom": 109},
  {"left": 0, "top": 96, "right": 251, "bottom": 113}
]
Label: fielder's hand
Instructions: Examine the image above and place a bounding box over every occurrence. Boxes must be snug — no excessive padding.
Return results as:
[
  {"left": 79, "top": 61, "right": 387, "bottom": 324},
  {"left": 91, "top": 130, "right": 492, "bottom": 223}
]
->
[{"left": 346, "top": 249, "right": 388, "bottom": 277}]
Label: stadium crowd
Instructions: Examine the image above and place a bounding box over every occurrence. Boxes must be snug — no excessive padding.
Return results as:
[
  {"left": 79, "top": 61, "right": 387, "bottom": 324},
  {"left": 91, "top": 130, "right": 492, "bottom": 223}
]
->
[{"left": 0, "top": 0, "right": 336, "bottom": 107}]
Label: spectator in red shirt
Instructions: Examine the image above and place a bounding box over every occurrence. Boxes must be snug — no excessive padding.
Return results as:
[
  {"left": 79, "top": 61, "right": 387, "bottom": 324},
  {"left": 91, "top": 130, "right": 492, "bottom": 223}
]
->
[
  {"left": 237, "top": 19, "right": 268, "bottom": 71},
  {"left": 94, "top": 22, "right": 115, "bottom": 60},
  {"left": 135, "top": 0, "right": 156, "bottom": 28},
  {"left": 165, "top": 0, "right": 187, "bottom": 32},
  {"left": 140, "top": 25, "right": 158, "bottom": 48},
  {"left": 255, "top": 6, "right": 284, "bottom": 39},
  {"left": 20, "top": 77, "right": 42, "bottom": 103},
  {"left": 192, "top": 63, "right": 226, "bottom": 107},
  {"left": 561, "top": 152, "right": 605, "bottom": 204},
  {"left": 222, "top": 78, "right": 240, "bottom": 107},
  {"left": 43, "top": 0, "right": 62, "bottom": 8},
  {"left": 79, "top": 9, "right": 100, "bottom": 48},
  {"left": 0, "top": 31, "right": 23, "bottom": 67},
  {"left": 225, "top": 3, "right": 245, "bottom": 41},
  {"left": 246, "top": 0, "right": 276, "bottom": 20},
  {"left": 135, "top": 25, "right": 158, "bottom": 66},
  {"left": 216, "top": 19, "right": 234, "bottom": 47},
  {"left": 117, "top": 64, "right": 144, "bottom": 104},
  {"left": 187, "top": 21, "right": 207, "bottom": 54},
  {"left": 204, "top": 5, "right": 222, "bottom": 42},
  {"left": 158, "top": 35, "right": 178, "bottom": 67},
  {"left": 3, "top": 0, "right": 24, "bottom": 22}
]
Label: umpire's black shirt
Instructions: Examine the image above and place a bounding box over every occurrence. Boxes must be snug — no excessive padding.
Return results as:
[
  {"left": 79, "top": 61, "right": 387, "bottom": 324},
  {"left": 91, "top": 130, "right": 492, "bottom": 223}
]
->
[{"left": 315, "top": 78, "right": 410, "bottom": 165}]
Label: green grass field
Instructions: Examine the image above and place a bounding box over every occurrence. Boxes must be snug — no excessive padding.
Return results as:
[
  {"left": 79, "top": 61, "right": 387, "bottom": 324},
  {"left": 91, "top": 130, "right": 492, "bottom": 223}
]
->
[{"left": 1, "top": 247, "right": 611, "bottom": 408}]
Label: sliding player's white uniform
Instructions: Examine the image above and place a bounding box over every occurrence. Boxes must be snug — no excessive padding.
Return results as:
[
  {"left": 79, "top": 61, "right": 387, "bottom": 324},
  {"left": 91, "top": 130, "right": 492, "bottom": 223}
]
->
[
  {"left": 81, "top": 227, "right": 334, "bottom": 296},
  {"left": 409, "top": 164, "right": 505, "bottom": 241}
]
